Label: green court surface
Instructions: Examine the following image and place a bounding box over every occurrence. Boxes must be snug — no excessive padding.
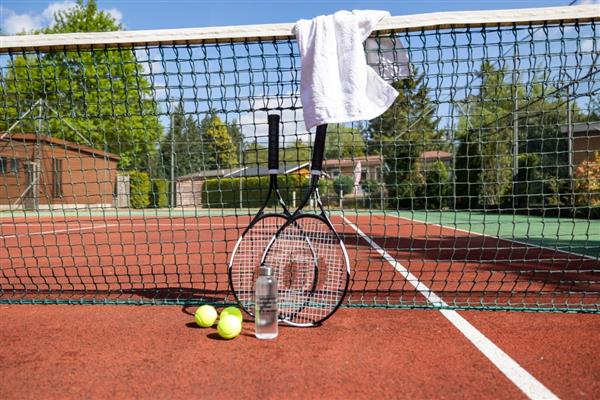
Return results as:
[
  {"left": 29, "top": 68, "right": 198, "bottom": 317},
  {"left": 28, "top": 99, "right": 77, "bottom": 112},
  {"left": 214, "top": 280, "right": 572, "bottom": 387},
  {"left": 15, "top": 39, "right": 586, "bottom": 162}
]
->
[{"left": 394, "top": 210, "right": 600, "bottom": 259}]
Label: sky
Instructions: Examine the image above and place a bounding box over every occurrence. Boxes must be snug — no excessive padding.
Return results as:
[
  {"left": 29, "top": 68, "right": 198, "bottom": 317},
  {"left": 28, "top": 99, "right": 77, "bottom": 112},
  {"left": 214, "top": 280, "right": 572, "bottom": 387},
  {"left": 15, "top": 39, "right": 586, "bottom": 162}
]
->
[{"left": 0, "top": 0, "right": 598, "bottom": 34}]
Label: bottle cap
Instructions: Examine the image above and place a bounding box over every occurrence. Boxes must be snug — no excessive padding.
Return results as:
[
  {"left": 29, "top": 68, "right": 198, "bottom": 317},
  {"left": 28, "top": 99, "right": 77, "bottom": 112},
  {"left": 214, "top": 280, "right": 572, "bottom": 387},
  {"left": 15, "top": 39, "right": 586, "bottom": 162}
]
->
[{"left": 259, "top": 266, "right": 272, "bottom": 276}]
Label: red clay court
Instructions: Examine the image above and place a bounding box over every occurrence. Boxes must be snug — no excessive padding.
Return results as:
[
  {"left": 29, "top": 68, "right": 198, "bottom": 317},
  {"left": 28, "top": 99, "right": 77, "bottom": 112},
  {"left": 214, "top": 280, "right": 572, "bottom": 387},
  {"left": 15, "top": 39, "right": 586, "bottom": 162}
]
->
[
  {"left": 1, "top": 2, "right": 600, "bottom": 398},
  {"left": 1, "top": 212, "right": 599, "bottom": 398}
]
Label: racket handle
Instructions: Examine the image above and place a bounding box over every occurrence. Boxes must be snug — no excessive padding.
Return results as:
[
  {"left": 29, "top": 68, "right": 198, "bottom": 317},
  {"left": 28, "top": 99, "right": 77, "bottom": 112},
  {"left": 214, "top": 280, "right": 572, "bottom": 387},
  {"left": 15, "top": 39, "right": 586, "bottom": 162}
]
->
[
  {"left": 268, "top": 114, "right": 280, "bottom": 173},
  {"left": 311, "top": 124, "right": 328, "bottom": 174}
]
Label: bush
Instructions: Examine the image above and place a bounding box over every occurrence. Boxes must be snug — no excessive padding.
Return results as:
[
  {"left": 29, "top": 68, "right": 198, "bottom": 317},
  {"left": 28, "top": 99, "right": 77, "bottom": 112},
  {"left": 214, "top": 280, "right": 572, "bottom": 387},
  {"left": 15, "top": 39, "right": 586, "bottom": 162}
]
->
[
  {"left": 129, "top": 171, "right": 151, "bottom": 209},
  {"left": 151, "top": 179, "right": 169, "bottom": 208},
  {"left": 202, "top": 174, "right": 328, "bottom": 208},
  {"left": 333, "top": 175, "right": 354, "bottom": 197},
  {"left": 574, "top": 152, "right": 600, "bottom": 207},
  {"left": 422, "top": 160, "right": 450, "bottom": 209}
]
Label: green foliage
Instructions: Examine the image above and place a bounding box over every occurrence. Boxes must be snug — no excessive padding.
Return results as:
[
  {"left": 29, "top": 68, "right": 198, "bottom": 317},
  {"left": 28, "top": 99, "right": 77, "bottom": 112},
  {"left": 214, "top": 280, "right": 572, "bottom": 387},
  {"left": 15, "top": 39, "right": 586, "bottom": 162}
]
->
[
  {"left": 202, "top": 175, "right": 325, "bottom": 208},
  {"left": 574, "top": 153, "right": 600, "bottom": 207},
  {"left": 243, "top": 138, "right": 312, "bottom": 166},
  {"left": 40, "top": 0, "right": 122, "bottom": 34},
  {"left": 333, "top": 175, "right": 354, "bottom": 197},
  {"left": 200, "top": 112, "right": 238, "bottom": 169},
  {"left": 422, "top": 161, "right": 450, "bottom": 209},
  {"left": 325, "top": 124, "right": 366, "bottom": 159},
  {"left": 361, "top": 179, "right": 381, "bottom": 194},
  {"left": 0, "top": 0, "right": 162, "bottom": 171},
  {"left": 454, "top": 61, "right": 515, "bottom": 208},
  {"left": 150, "top": 179, "right": 169, "bottom": 208},
  {"left": 243, "top": 141, "right": 268, "bottom": 165},
  {"left": 281, "top": 138, "right": 312, "bottom": 164},
  {"left": 454, "top": 60, "right": 587, "bottom": 209},
  {"left": 365, "top": 69, "right": 444, "bottom": 209},
  {"left": 158, "top": 103, "right": 204, "bottom": 178},
  {"left": 387, "top": 161, "right": 450, "bottom": 209},
  {"left": 129, "top": 171, "right": 151, "bottom": 209},
  {"left": 515, "top": 153, "right": 543, "bottom": 207}
]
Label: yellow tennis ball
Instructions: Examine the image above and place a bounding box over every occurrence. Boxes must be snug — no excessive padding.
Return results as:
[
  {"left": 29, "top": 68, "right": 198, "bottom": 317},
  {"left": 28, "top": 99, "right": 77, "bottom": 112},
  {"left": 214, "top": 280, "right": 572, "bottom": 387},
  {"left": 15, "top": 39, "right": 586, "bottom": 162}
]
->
[
  {"left": 220, "top": 306, "right": 243, "bottom": 323},
  {"left": 217, "top": 315, "right": 242, "bottom": 339},
  {"left": 194, "top": 305, "right": 218, "bottom": 328}
]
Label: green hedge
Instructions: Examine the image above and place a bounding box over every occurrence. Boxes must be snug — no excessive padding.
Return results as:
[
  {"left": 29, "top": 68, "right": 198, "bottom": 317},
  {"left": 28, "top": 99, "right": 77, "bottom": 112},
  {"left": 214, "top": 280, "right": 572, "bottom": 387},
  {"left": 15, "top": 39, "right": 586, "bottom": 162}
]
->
[
  {"left": 202, "top": 175, "right": 329, "bottom": 208},
  {"left": 333, "top": 175, "right": 354, "bottom": 197},
  {"left": 129, "top": 171, "right": 151, "bottom": 209},
  {"left": 151, "top": 179, "right": 169, "bottom": 208}
]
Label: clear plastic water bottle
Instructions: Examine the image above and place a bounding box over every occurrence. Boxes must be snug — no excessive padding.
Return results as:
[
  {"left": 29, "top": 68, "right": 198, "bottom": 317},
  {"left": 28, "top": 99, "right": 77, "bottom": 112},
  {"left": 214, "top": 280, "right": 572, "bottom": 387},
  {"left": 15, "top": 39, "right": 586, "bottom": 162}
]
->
[{"left": 255, "top": 266, "right": 278, "bottom": 339}]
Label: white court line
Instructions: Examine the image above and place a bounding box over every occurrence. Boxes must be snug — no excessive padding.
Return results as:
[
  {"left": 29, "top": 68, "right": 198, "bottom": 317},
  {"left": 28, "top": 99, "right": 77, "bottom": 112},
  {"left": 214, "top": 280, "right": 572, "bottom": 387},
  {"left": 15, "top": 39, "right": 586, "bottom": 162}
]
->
[
  {"left": 393, "top": 214, "right": 598, "bottom": 262},
  {"left": 342, "top": 215, "right": 559, "bottom": 400},
  {"left": 6, "top": 223, "right": 239, "bottom": 228},
  {"left": 0, "top": 223, "right": 119, "bottom": 240}
]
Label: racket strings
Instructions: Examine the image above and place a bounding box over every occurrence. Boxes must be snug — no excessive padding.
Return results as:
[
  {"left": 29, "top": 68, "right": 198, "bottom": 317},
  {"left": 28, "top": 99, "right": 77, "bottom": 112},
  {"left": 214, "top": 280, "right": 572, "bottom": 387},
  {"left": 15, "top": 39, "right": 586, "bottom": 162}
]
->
[
  {"left": 264, "top": 217, "right": 348, "bottom": 325},
  {"left": 230, "top": 216, "right": 288, "bottom": 310}
]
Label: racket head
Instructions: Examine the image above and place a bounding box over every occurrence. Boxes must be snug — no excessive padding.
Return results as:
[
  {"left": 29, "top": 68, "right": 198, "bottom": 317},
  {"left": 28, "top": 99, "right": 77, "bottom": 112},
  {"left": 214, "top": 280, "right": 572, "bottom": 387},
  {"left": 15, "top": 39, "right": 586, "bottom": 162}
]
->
[
  {"left": 261, "top": 213, "right": 350, "bottom": 327},
  {"left": 228, "top": 213, "right": 289, "bottom": 316}
]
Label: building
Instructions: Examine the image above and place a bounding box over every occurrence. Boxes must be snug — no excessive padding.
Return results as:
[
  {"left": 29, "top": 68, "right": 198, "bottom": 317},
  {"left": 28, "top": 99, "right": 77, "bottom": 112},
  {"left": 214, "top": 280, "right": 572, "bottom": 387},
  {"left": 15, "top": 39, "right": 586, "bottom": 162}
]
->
[
  {"left": 176, "top": 163, "right": 310, "bottom": 207},
  {"left": 322, "top": 155, "right": 384, "bottom": 182},
  {"left": 0, "top": 133, "right": 120, "bottom": 210},
  {"left": 419, "top": 150, "right": 453, "bottom": 167},
  {"left": 560, "top": 122, "right": 600, "bottom": 166}
]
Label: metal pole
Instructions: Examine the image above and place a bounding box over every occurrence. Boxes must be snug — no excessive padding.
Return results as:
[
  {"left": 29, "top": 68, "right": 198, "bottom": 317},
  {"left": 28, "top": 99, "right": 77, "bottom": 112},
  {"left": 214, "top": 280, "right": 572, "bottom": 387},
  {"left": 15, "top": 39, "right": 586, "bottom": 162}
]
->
[
  {"left": 566, "top": 85, "right": 574, "bottom": 201},
  {"left": 239, "top": 143, "right": 243, "bottom": 209},
  {"left": 170, "top": 111, "right": 176, "bottom": 208},
  {"left": 379, "top": 154, "right": 384, "bottom": 210},
  {"left": 512, "top": 44, "right": 520, "bottom": 209}
]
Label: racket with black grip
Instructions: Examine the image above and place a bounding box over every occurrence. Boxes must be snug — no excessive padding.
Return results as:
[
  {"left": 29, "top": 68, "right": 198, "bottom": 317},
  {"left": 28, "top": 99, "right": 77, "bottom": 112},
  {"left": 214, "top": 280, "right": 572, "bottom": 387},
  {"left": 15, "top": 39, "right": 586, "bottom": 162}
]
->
[
  {"left": 228, "top": 114, "right": 316, "bottom": 317},
  {"left": 260, "top": 124, "right": 350, "bottom": 327}
]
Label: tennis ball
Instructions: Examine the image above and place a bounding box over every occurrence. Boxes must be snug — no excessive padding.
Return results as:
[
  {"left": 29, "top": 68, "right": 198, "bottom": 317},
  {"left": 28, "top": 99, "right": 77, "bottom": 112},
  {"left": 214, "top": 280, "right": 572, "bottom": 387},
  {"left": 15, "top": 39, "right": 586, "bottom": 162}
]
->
[
  {"left": 220, "top": 306, "right": 243, "bottom": 323},
  {"left": 217, "top": 315, "right": 242, "bottom": 339},
  {"left": 194, "top": 305, "right": 218, "bottom": 328}
]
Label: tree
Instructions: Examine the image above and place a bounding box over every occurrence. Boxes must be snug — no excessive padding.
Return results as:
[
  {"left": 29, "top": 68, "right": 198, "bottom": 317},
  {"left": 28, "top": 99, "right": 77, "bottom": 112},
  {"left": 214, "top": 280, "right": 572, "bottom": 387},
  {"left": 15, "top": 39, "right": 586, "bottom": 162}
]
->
[
  {"left": 281, "top": 138, "right": 312, "bottom": 164},
  {"left": 454, "top": 61, "right": 517, "bottom": 208},
  {"left": 454, "top": 61, "right": 587, "bottom": 209},
  {"left": 199, "top": 112, "right": 238, "bottom": 168},
  {"left": 244, "top": 140, "right": 268, "bottom": 165},
  {"left": 365, "top": 69, "right": 444, "bottom": 208},
  {"left": 0, "top": 0, "right": 162, "bottom": 170},
  {"left": 158, "top": 103, "right": 205, "bottom": 178},
  {"left": 325, "top": 124, "right": 366, "bottom": 159}
]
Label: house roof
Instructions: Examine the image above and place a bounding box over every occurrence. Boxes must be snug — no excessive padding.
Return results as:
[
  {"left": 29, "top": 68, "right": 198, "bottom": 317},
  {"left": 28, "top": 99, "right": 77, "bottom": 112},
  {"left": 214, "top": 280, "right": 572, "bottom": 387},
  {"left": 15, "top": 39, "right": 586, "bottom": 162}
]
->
[
  {"left": 420, "top": 150, "right": 452, "bottom": 161},
  {"left": 322, "top": 155, "right": 383, "bottom": 169},
  {"left": 0, "top": 133, "right": 120, "bottom": 161},
  {"left": 559, "top": 122, "right": 600, "bottom": 136},
  {"left": 177, "top": 163, "right": 310, "bottom": 181}
]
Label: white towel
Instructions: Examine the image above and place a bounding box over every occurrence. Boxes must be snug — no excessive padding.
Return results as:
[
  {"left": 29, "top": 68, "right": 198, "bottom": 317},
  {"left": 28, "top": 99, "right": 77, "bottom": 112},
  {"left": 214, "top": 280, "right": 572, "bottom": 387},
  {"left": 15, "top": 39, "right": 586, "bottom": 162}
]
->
[{"left": 294, "top": 10, "right": 402, "bottom": 130}]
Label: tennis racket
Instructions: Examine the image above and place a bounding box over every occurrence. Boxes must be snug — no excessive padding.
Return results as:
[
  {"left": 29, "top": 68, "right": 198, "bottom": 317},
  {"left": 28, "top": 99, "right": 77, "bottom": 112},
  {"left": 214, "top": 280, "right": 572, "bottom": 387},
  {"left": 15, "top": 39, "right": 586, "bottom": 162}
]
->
[
  {"left": 228, "top": 114, "right": 315, "bottom": 317},
  {"left": 260, "top": 124, "right": 350, "bottom": 327}
]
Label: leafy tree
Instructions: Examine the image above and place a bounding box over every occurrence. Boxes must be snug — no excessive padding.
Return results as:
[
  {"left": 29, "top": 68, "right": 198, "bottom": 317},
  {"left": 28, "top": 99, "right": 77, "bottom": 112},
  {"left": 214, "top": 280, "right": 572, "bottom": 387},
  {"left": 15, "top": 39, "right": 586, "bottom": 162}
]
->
[
  {"left": 228, "top": 120, "right": 244, "bottom": 154},
  {"left": 244, "top": 140, "right": 268, "bottom": 165},
  {"left": 41, "top": 0, "right": 122, "bottom": 34},
  {"left": 0, "top": 0, "right": 162, "bottom": 170},
  {"left": 200, "top": 112, "right": 238, "bottom": 168},
  {"left": 574, "top": 153, "right": 600, "bottom": 207},
  {"left": 333, "top": 175, "right": 354, "bottom": 197},
  {"left": 325, "top": 124, "right": 365, "bottom": 159},
  {"left": 281, "top": 138, "right": 312, "bottom": 164},
  {"left": 365, "top": 69, "right": 444, "bottom": 208},
  {"left": 421, "top": 160, "right": 450, "bottom": 209},
  {"left": 158, "top": 103, "right": 205, "bottom": 178},
  {"left": 454, "top": 61, "right": 516, "bottom": 208},
  {"left": 589, "top": 96, "right": 600, "bottom": 121},
  {"left": 454, "top": 61, "right": 586, "bottom": 209}
]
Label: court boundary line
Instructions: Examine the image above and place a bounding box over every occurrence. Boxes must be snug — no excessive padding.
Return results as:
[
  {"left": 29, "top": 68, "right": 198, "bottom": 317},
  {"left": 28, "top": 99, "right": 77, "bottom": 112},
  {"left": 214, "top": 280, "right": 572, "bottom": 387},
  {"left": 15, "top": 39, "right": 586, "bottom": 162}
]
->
[
  {"left": 342, "top": 215, "right": 559, "bottom": 400},
  {"left": 385, "top": 213, "right": 599, "bottom": 262},
  {"left": 0, "top": 224, "right": 117, "bottom": 240}
]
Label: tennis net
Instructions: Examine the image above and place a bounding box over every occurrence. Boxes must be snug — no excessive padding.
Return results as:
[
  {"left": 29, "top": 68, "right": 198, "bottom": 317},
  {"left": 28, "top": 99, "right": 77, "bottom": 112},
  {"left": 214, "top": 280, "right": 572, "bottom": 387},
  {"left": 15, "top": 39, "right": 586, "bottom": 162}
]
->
[{"left": 0, "top": 5, "right": 599, "bottom": 312}]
